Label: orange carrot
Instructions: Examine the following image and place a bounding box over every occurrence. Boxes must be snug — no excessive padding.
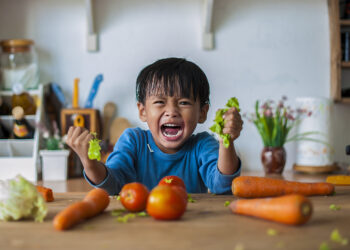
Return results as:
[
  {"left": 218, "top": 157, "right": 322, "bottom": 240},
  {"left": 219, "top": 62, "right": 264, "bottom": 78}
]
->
[
  {"left": 232, "top": 176, "right": 334, "bottom": 198},
  {"left": 229, "top": 194, "right": 313, "bottom": 225},
  {"left": 36, "top": 185, "right": 54, "bottom": 202},
  {"left": 53, "top": 188, "right": 110, "bottom": 230}
]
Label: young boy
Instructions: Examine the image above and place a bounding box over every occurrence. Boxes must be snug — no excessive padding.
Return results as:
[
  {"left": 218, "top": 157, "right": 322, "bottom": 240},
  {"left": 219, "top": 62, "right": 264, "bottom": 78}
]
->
[{"left": 66, "top": 58, "right": 243, "bottom": 195}]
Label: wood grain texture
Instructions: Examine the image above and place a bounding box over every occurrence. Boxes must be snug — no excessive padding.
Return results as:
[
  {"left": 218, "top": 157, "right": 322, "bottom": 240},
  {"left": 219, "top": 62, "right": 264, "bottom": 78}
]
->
[
  {"left": 0, "top": 187, "right": 349, "bottom": 250},
  {"left": 328, "top": 0, "right": 342, "bottom": 101}
]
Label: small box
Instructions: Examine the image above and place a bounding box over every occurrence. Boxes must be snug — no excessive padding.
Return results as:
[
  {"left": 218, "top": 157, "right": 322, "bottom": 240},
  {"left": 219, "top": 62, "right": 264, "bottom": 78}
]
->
[{"left": 60, "top": 108, "right": 101, "bottom": 135}]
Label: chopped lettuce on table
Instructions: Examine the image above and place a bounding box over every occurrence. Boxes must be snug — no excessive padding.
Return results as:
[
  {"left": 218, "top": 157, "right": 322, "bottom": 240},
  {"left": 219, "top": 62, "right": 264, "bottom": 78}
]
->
[{"left": 0, "top": 175, "right": 47, "bottom": 222}]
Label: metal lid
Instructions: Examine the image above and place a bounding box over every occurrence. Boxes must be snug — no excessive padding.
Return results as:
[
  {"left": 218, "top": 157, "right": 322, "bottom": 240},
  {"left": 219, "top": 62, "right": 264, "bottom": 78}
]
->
[
  {"left": 0, "top": 39, "right": 34, "bottom": 53},
  {"left": 0, "top": 39, "right": 34, "bottom": 47}
]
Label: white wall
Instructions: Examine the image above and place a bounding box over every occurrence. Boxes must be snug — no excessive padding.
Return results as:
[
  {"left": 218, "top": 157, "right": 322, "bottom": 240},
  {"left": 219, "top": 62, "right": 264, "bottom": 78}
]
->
[{"left": 1, "top": 0, "right": 349, "bottom": 170}]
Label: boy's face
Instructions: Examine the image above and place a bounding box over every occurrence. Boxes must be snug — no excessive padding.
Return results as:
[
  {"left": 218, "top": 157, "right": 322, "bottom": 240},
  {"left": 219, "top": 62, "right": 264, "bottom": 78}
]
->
[{"left": 137, "top": 94, "right": 209, "bottom": 154}]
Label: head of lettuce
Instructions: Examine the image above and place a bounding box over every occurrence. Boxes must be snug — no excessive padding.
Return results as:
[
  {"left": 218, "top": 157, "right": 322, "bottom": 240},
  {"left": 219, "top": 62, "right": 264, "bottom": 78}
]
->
[{"left": 0, "top": 175, "right": 47, "bottom": 222}]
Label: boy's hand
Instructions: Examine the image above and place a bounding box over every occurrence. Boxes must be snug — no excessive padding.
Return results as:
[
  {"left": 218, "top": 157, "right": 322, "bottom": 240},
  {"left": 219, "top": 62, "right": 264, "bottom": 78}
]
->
[
  {"left": 222, "top": 107, "right": 243, "bottom": 141},
  {"left": 65, "top": 126, "right": 94, "bottom": 163}
]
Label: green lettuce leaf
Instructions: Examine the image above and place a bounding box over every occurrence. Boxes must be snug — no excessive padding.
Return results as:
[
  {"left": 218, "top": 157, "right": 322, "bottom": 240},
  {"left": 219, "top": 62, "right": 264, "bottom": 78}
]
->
[
  {"left": 0, "top": 175, "right": 47, "bottom": 222},
  {"left": 210, "top": 97, "right": 240, "bottom": 148}
]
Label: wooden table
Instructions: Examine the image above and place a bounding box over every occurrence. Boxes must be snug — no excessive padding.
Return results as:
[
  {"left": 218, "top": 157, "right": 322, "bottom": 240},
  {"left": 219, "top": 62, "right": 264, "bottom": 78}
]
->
[{"left": 1, "top": 172, "right": 349, "bottom": 250}]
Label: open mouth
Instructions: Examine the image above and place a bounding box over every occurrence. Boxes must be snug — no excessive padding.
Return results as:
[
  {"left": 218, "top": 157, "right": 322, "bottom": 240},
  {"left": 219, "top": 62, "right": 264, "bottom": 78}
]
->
[{"left": 161, "top": 123, "right": 184, "bottom": 140}]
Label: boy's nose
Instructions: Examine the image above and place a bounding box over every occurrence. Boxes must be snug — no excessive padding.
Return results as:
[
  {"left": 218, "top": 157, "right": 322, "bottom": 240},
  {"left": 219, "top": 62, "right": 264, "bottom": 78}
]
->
[{"left": 164, "top": 105, "right": 179, "bottom": 117}]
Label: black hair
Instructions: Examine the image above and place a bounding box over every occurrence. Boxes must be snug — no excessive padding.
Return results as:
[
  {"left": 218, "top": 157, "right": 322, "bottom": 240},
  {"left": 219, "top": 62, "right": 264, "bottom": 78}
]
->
[{"left": 136, "top": 57, "right": 210, "bottom": 107}]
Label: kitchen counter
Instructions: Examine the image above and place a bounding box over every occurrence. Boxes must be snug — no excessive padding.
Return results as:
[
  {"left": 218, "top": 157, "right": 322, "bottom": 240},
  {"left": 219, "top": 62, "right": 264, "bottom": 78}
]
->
[{"left": 1, "top": 172, "right": 349, "bottom": 250}]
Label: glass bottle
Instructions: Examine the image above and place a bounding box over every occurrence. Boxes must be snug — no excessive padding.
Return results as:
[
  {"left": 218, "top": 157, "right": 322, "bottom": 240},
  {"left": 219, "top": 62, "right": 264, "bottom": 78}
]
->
[
  {"left": 0, "top": 96, "right": 10, "bottom": 115},
  {"left": 0, "top": 39, "right": 39, "bottom": 90},
  {"left": 0, "top": 118, "right": 9, "bottom": 139},
  {"left": 12, "top": 106, "right": 34, "bottom": 139},
  {"left": 11, "top": 82, "right": 36, "bottom": 115}
]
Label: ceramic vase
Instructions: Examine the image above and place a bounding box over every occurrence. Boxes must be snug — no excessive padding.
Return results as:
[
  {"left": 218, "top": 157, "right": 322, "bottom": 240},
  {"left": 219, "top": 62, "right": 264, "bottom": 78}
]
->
[{"left": 261, "top": 147, "right": 286, "bottom": 174}]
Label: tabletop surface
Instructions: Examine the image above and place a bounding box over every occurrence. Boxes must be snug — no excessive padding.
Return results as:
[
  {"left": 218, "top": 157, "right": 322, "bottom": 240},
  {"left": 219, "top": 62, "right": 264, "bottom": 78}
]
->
[{"left": 1, "top": 171, "right": 349, "bottom": 250}]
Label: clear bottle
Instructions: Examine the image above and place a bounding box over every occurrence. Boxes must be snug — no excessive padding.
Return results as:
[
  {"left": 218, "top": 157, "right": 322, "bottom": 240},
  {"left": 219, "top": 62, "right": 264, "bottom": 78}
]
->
[
  {"left": 11, "top": 83, "right": 36, "bottom": 115},
  {"left": 12, "top": 106, "right": 34, "bottom": 139},
  {"left": 0, "top": 39, "right": 39, "bottom": 90}
]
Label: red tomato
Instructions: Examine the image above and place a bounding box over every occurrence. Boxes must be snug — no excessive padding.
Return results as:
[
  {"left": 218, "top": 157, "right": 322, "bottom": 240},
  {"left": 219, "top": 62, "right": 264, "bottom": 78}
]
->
[
  {"left": 146, "top": 185, "right": 187, "bottom": 220},
  {"left": 158, "top": 175, "right": 186, "bottom": 190},
  {"left": 120, "top": 182, "right": 149, "bottom": 212},
  {"left": 171, "top": 185, "right": 188, "bottom": 202}
]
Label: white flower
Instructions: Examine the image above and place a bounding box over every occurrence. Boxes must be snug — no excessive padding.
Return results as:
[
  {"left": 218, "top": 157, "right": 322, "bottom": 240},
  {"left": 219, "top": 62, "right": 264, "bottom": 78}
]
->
[{"left": 43, "top": 131, "right": 49, "bottom": 139}]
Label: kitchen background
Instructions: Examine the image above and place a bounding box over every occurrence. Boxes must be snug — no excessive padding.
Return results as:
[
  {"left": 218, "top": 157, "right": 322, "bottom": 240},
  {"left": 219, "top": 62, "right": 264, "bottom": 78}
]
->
[{"left": 0, "top": 0, "right": 349, "bottom": 171}]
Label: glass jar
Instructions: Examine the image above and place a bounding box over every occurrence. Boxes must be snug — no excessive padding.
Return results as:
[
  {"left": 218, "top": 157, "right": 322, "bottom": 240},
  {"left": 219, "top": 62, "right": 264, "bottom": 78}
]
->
[{"left": 0, "top": 39, "right": 39, "bottom": 90}]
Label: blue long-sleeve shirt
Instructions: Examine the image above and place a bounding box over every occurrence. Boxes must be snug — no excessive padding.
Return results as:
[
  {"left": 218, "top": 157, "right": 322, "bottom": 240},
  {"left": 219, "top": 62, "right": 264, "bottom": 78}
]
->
[{"left": 84, "top": 127, "right": 241, "bottom": 195}]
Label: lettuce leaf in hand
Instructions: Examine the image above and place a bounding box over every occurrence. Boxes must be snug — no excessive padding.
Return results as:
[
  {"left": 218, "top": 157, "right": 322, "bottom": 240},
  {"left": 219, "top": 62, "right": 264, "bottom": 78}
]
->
[
  {"left": 0, "top": 175, "right": 47, "bottom": 222},
  {"left": 210, "top": 97, "right": 240, "bottom": 148},
  {"left": 88, "top": 132, "right": 101, "bottom": 161}
]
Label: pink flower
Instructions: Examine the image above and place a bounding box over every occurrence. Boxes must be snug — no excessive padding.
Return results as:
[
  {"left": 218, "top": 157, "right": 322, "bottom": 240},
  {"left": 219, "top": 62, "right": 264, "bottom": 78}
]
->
[{"left": 264, "top": 109, "right": 273, "bottom": 117}]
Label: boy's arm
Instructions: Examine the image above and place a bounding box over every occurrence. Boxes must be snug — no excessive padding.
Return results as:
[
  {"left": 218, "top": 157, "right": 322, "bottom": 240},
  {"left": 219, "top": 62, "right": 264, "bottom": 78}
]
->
[
  {"left": 217, "top": 107, "right": 243, "bottom": 175},
  {"left": 65, "top": 126, "right": 107, "bottom": 184},
  {"left": 217, "top": 141, "right": 239, "bottom": 175},
  {"left": 81, "top": 158, "right": 107, "bottom": 185}
]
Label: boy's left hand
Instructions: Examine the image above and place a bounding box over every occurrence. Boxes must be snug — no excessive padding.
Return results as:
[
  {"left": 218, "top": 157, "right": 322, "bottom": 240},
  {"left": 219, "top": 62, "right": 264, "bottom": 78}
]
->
[{"left": 222, "top": 107, "right": 243, "bottom": 141}]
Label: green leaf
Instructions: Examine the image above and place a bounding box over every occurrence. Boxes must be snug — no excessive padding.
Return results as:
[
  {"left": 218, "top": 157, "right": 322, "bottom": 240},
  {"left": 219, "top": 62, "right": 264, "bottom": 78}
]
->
[
  {"left": 329, "top": 204, "right": 341, "bottom": 211},
  {"left": 330, "top": 229, "right": 348, "bottom": 245},
  {"left": 226, "top": 97, "right": 240, "bottom": 112},
  {"left": 88, "top": 133, "right": 101, "bottom": 161},
  {"left": 267, "top": 228, "right": 278, "bottom": 236},
  {"left": 224, "top": 201, "right": 230, "bottom": 207},
  {"left": 210, "top": 97, "right": 240, "bottom": 148},
  {"left": 111, "top": 209, "right": 126, "bottom": 217},
  {"left": 187, "top": 194, "right": 196, "bottom": 203},
  {"left": 137, "top": 211, "right": 148, "bottom": 217},
  {"left": 319, "top": 242, "right": 330, "bottom": 250}
]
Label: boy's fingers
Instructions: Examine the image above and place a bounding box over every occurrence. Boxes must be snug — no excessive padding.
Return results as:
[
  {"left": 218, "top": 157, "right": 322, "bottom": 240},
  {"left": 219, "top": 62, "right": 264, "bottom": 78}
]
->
[
  {"left": 67, "top": 126, "right": 74, "bottom": 138},
  {"left": 82, "top": 132, "right": 94, "bottom": 145},
  {"left": 77, "top": 129, "right": 90, "bottom": 142},
  {"left": 70, "top": 126, "right": 87, "bottom": 144}
]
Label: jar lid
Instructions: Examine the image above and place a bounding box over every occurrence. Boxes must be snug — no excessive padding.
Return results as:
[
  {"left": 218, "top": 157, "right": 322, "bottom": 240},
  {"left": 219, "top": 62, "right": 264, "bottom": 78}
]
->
[
  {"left": 0, "top": 39, "right": 34, "bottom": 53},
  {"left": 12, "top": 106, "right": 24, "bottom": 120}
]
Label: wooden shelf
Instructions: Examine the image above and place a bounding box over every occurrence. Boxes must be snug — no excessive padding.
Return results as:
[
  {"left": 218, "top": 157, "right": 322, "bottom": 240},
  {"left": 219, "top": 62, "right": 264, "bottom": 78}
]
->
[
  {"left": 341, "top": 61, "right": 350, "bottom": 67},
  {"left": 340, "top": 19, "right": 350, "bottom": 25},
  {"left": 328, "top": 0, "right": 350, "bottom": 104},
  {"left": 339, "top": 97, "right": 350, "bottom": 103}
]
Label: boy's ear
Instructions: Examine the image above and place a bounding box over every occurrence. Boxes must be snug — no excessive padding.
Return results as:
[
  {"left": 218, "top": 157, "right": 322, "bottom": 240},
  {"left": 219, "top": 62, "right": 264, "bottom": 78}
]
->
[
  {"left": 137, "top": 102, "right": 147, "bottom": 122},
  {"left": 198, "top": 104, "right": 209, "bottom": 124}
]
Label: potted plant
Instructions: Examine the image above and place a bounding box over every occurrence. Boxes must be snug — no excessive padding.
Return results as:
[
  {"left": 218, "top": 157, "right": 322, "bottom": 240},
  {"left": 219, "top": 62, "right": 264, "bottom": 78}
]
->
[
  {"left": 39, "top": 121, "right": 69, "bottom": 181},
  {"left": 246, "top": 96, "right": 322, "bottom": 174}
]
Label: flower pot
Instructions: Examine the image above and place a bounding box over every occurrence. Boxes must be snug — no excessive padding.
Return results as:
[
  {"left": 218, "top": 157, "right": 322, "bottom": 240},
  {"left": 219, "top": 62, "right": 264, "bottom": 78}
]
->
[
  {"left": 40, "top": 150, "right": 69, "bottom": 181},
  {"left": 261, "top": 147, "right": 286, "bottom": 174}
]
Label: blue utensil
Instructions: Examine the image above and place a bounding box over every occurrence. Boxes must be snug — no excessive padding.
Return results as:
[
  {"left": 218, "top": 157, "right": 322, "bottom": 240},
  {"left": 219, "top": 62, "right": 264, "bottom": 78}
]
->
[
  {"left": 84, "top": 74, "right": 103, "bottom": 108},
  {"left": 51, "top": 83, "right": 67, "bottom": 107}
]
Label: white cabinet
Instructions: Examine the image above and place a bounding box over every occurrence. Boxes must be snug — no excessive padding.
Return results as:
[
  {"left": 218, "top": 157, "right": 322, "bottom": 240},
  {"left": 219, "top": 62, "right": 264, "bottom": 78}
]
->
[{"left": 0, "top": 85, "right": 43, "bottom": 182}]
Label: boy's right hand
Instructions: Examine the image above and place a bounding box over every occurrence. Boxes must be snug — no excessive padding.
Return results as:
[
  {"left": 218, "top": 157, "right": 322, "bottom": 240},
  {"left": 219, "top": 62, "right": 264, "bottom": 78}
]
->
[{"left": 65, "top": 126, "right": 94, "bottom": 163}]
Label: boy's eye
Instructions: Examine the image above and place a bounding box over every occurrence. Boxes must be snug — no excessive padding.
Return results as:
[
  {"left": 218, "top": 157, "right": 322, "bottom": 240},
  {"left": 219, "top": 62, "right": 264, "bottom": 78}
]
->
[
  {"left": 179, "top": 100, "right": 192, "bottom": 105},
  {"left": 154, "top": 100, "right": 164, "bottom": 104}
]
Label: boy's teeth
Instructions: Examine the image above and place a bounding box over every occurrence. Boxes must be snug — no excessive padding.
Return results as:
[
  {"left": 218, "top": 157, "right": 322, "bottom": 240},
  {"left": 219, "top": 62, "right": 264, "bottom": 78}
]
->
[
  {"left": 163, "top": 129, "right": 182, "bottom": 137},
  {"left": 164, "top": 124, "right": 177, "bottom": 127}
]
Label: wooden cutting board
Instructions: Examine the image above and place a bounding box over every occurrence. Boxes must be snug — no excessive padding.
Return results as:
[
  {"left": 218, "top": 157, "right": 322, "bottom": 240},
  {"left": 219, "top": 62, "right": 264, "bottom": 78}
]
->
[{"left": 0, "top": 190, "right": 350, "bottom": 250}]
